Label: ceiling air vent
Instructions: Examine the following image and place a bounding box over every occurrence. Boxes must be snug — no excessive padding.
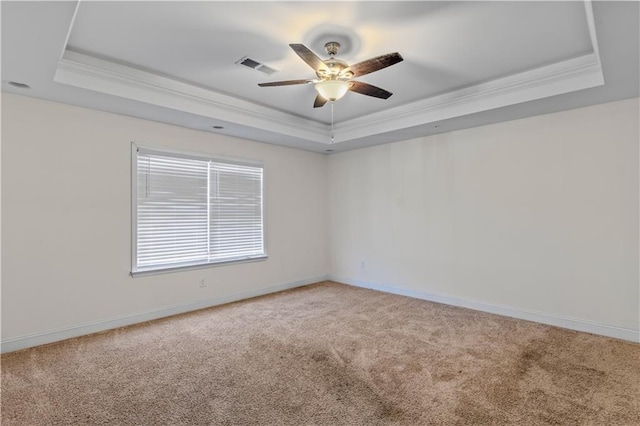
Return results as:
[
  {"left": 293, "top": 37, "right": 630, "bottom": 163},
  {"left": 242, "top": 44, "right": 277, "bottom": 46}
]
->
[{"left": 236, "top": 56, "right": 278, "bottom": 75}]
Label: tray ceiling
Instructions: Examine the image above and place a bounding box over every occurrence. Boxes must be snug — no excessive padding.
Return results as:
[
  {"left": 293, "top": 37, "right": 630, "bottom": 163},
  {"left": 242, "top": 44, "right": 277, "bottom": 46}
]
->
[{"left": 2, "top": 1, "right": 638, "bottom": 153}]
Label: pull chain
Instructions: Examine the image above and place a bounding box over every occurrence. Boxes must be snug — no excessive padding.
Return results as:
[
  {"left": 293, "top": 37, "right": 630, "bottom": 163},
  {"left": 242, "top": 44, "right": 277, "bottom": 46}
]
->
[{"left": 330, "top": 102, "right": 335, "bottom": 144}]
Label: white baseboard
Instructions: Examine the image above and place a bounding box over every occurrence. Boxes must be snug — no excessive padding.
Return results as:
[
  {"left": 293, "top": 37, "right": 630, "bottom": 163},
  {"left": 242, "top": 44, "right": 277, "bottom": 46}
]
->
[
  {"left": 4, "top": 274, "right": 636, "bottom": 353},
  {"left": 331, "top": 276, "right": 640, "bottom": 343},
  {"left": 1, "top": 275, "right": 328, "bottom": 354}
]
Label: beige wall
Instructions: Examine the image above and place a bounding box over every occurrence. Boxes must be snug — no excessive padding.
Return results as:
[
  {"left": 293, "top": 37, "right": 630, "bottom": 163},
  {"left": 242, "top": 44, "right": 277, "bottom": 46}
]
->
[
  {"left": 1, "top": 93, "right": 328, "bottom": 342},
  {"left": 2, "top": 93, "right": 639, "bottom": 348},
  {"left": 329, "top": 98, "right": 639, "bottom": 336}
]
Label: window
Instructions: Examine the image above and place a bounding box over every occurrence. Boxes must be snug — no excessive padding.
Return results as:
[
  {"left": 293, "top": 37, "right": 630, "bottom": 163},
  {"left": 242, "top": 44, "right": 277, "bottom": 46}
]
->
[{"left": 132, "top": 145, "right": 265, "bottom": 275}]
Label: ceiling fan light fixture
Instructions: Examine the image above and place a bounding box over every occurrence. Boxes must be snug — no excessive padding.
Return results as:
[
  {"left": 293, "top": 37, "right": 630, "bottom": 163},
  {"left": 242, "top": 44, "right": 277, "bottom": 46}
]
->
[{"left": 315, "top": 80, "right": 349, "bottom": 101}]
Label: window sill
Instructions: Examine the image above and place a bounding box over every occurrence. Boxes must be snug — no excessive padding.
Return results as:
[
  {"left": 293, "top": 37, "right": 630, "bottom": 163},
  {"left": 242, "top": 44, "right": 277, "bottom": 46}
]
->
[{"left": 131, "top": 255, "right": 268, "bottom": 277}]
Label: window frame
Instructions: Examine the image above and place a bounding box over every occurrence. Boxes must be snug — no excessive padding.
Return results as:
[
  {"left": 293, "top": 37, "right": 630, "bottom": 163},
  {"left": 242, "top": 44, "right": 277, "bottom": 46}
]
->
[{"left": 131, "top": 143, "right": 267, "bottom": 277}]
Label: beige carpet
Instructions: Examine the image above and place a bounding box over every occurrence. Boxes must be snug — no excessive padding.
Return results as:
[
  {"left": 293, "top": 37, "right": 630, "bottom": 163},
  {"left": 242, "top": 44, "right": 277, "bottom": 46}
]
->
[{"left": 2, "top": 281, "right": 639, "bottom": 425}]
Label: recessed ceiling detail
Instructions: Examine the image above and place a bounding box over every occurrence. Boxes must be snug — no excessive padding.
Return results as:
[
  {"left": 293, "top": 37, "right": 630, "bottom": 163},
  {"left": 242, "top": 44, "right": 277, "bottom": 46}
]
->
[
  {"left": 3, "top": 1, "right": 638, "bottom": 153},
  {"left": 54, "top": 45, "right": 603, "bottom": 146}
]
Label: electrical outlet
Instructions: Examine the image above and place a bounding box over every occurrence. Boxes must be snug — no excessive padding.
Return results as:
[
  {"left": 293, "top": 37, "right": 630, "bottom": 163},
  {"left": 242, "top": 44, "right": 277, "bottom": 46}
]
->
[
  {"left": 360, "top": 260, "right": 366, "bottom": 270},
  {"left": 199, "top": 278, "right": 206, "bottom": 288}
]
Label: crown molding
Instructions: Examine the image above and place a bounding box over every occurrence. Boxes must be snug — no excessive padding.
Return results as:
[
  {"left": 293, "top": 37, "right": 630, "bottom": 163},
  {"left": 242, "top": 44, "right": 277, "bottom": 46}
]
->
[
  {"left": 334, "top": 53, "right": 603, "bottom": 142},
  {"left": 54, "top": 50, "right": 603, "bottom": 147},
  {"left": 54, "top": 50, "right": 331, "bottom": 144}
]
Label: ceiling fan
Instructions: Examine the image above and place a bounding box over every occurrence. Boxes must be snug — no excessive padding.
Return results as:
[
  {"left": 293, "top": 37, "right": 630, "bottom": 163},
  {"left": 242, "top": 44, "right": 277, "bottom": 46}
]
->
[{"left": 258, "top": 42, "right": 403, "bottom": 108}]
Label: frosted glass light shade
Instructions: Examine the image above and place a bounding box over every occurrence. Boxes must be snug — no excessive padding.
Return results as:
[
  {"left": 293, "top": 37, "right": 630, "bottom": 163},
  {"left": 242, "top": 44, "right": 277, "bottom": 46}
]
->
[{"left": 315, "top": 80, "right": 350, "bottom": 101}]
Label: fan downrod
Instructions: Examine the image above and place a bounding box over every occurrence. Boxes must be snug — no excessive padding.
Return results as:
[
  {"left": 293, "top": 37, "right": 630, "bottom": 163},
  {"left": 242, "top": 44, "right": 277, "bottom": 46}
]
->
[{"left": 324, "top": 41, "right": 340, "bottom": 56}]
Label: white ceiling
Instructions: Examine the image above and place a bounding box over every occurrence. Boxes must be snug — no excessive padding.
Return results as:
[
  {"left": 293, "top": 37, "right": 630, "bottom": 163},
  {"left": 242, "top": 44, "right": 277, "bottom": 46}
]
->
[{"left": 2, "top": 1, "right": 638, "bottom": 153}]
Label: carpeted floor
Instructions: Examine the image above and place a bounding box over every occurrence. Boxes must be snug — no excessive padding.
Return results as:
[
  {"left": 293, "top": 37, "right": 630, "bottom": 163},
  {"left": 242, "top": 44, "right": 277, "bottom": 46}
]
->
[{"left": 2, "top": 281, "right": 639, "bottom": 425}]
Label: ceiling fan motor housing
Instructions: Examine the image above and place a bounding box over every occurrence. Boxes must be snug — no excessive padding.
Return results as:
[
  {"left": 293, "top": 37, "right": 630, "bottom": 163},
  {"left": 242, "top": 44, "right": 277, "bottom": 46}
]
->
[{"left": 317, "top": 58, "right": 351, "bottom": 80}]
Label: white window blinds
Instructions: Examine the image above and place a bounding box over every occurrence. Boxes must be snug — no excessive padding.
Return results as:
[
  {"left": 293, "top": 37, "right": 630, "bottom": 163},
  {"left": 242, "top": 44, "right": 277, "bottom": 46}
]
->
[{"left": 133, "top": 146, "right": 265, "bottom": 274}]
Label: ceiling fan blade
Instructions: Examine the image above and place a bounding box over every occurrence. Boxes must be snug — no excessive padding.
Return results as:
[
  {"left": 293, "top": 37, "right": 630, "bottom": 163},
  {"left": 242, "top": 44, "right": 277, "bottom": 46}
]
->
[
  {"left": 290, "top": 44, "right": 327, "bottom": 72},
  {"left": 348, "top": 81, "right": 393, "bottom": 99},
  {"left": 258, "top": 79, "right": 313, "bottom": 87},
  {"left": 313, "top": 94, "right": 328, "bottom": 108},
  {"left": 348, "top": 52, "right": 404, "bottom": 77}
]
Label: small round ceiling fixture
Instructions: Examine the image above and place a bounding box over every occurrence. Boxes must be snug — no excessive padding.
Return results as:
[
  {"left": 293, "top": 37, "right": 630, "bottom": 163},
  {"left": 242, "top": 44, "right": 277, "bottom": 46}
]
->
[{"left": 6, "top": 81, "right": 30, "bottom": 89}]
